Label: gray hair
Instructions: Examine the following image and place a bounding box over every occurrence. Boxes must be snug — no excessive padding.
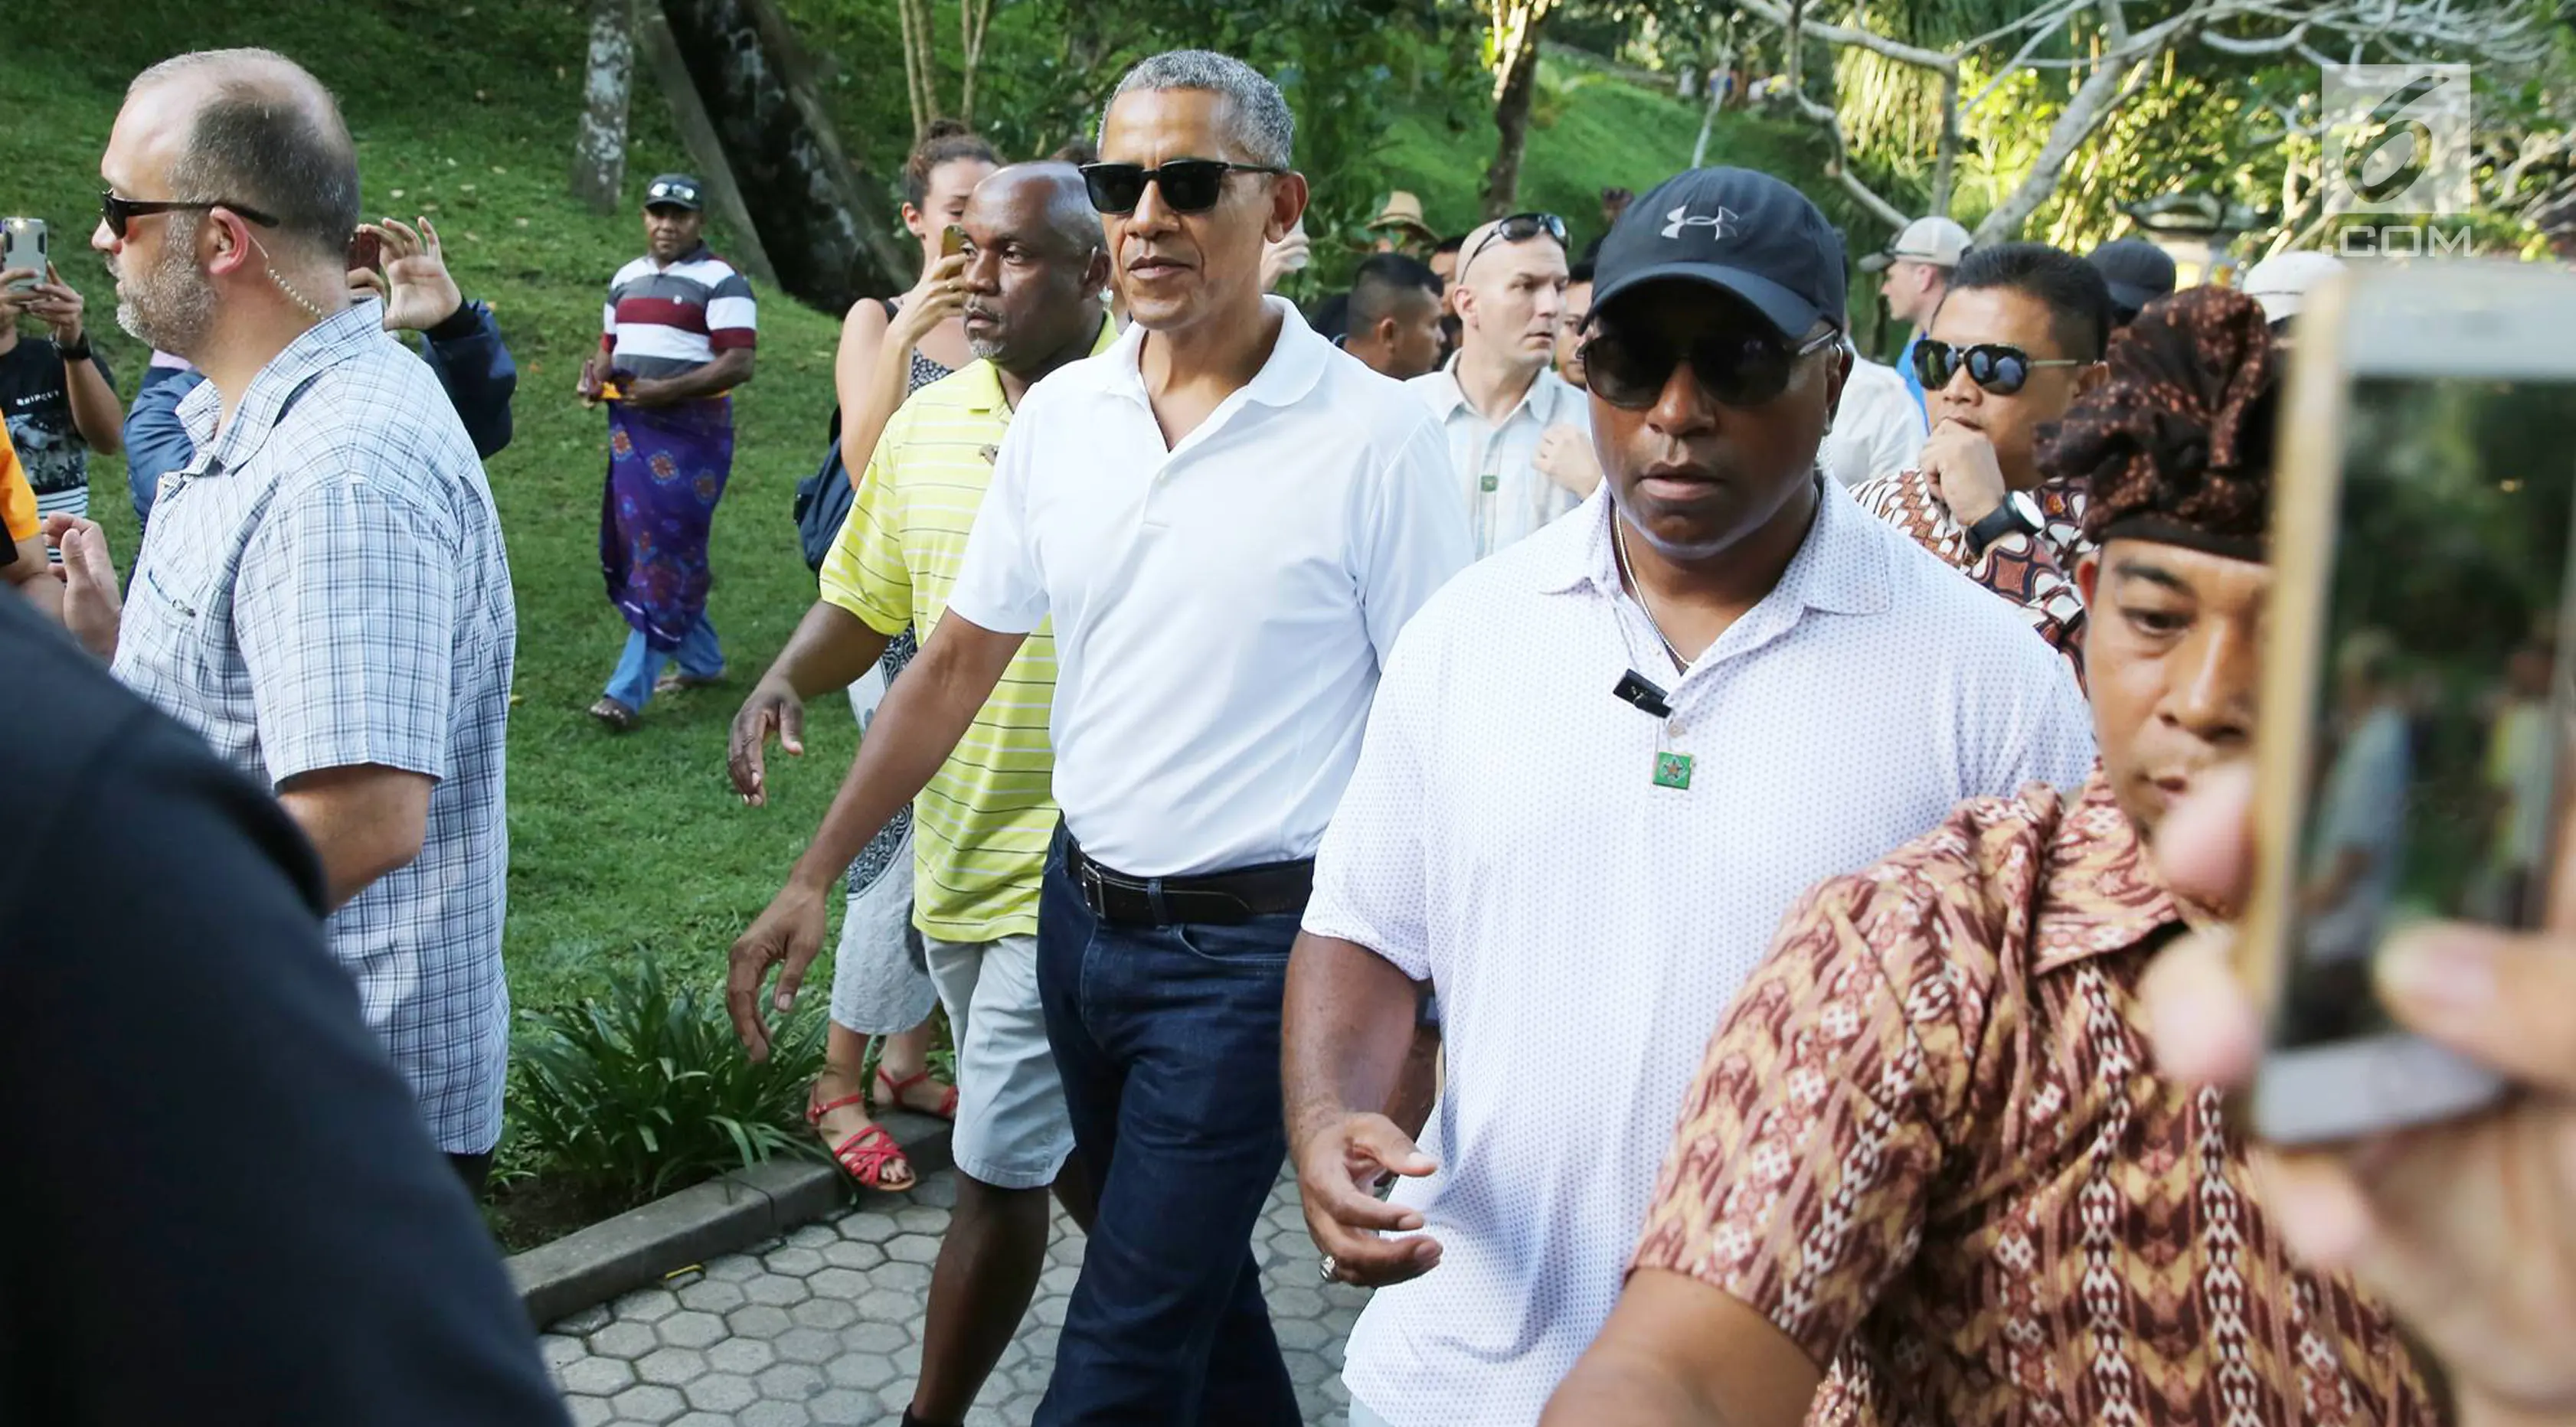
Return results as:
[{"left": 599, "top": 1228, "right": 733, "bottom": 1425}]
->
[
  {"left": 129, "top": 49, "right": 361, "bottom": 264},
  {"left": 1097, "top": 51, "right": 1294, "bottom": 171}
]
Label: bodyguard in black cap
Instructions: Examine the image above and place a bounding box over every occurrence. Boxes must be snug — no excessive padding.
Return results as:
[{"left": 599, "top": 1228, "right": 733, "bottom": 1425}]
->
[
  {"left": 2089, "top": 236, "right": 2177, "bottom": 328},
  {"left": 1282, "top": 168, "right": 2095, "bottom": 1427}
]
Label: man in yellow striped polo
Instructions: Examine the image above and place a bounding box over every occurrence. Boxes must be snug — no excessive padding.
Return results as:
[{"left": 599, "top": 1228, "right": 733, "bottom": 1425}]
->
[{"left": 724, "top": 163, "right": 1113, "bottom": 1427}]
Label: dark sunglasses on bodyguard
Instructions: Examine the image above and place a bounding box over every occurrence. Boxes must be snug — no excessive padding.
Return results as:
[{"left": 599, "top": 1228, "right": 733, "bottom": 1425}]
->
[
  {"left": 1578, "top": 325, "right": 1840, "bottom": 410},
  {"left": 100, "top": 190, "right": 280, "bottom": 240},
  {"left": 1080, "top": 160, "right": 1286, "bottom": 216},
  {"left": 1457, "top": 211, "right": 1569, "bottom": 280},
  {"left": 1911, "top": 338, "right": 2086, "bottom": 397}
]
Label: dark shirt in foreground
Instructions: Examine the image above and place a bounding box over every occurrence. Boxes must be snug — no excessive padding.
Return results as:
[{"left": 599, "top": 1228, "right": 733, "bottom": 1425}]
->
[{"left": 0, "top": 595, "right": 565, "bottom": 1427}]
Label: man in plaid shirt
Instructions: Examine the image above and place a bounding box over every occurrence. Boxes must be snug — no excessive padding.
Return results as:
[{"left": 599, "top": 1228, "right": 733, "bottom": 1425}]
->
[{"left": 62, "top": 49, "right": 515, "bottom": 1187}]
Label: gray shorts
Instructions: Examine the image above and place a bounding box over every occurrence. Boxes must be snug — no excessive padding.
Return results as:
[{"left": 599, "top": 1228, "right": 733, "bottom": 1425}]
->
[{"left": 924, "top": 932, "right": 1074, "bottom": 1191}]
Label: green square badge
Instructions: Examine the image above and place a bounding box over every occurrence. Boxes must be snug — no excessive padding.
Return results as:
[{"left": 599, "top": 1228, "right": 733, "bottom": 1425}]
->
[
  {"left": 1652, "top": 751, "right": 1694, "bottom": 789},
  {"left": 1479, "top": 472, "right": 1499, "bottom": 492}
]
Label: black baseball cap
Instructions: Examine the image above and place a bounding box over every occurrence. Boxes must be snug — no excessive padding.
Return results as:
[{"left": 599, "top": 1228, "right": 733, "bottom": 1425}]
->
[
  {"left": 2088, "top": 237, "right": 2176, "bottom": 314},
  {"left": 1590, "top": 168, "right": 1846, "bottom": 340},
  {"left": 644, "top": 174, "right": 705, "bottom": 212}
]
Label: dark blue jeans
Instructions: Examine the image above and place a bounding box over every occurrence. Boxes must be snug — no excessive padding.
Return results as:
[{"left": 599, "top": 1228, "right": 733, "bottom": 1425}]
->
[{"left": 1031, "top": 832, "right": 1303, "bottom": 1427}]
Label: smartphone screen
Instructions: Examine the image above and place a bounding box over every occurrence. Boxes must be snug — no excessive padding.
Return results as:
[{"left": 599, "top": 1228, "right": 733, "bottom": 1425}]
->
[
  {"left": 347, "top": 228, "right": 381, "bottom": 273},
  {"left": 2270, "top": 374, "right": 2576, "bottom": 1057}
]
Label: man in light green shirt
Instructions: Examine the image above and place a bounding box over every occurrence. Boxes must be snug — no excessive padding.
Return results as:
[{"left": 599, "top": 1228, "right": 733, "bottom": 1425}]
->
[{"left": 724, "top": 163, "right": 1113, "bottom": 1427}]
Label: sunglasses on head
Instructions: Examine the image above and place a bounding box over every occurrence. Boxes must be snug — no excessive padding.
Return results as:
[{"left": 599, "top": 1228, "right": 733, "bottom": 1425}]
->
[
  {"left": 1079, "top": 160, "right": 1286, "bottom": 216},
  {"left": 100, "top": 191, "right": 279, "bottom": 240},
  {"left": 1911, "top": 338, "right": 2085, "bottom": 397},
  {"left": 1578, "top": 323, "right": 1840, "bottom": 410},
  {"left": 1457, "top": 211, "right": 1568, "bottom": 282}
]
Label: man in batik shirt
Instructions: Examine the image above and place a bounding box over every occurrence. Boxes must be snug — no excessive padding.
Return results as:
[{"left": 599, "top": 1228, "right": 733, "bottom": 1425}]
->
[
  {"left": 1854, "top": 243, "right": 2111, "bottom": 677},
  {"left": 1545, "top": 289, "right": 2441, "bottom": 1426}
]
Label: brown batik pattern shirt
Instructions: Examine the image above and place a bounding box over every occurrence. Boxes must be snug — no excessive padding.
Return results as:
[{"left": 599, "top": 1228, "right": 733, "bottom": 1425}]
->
[
  {"left": 1631, "top": 773, "right": 2441, "bottom": 1426},
  {"left": 1854, "top": 468, "right": 2091, "bottom": 679}
]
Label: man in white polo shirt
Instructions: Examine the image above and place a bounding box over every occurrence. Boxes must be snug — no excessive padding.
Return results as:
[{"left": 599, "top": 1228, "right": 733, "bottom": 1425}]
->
[
  {"left": 723, "top": 48, "right": 1471, "bottom": 1427},
  {"left": 1282, "top": 168, "right": 2098, "bottom": 1427},
  {"left": 1410, "top": 211, "right": 1590, "bottom": 557}
]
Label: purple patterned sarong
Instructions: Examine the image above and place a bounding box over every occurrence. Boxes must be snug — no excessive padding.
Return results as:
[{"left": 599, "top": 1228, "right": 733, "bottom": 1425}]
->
[{"left": 601, "top": 396, "right": 733, "bottom": 651}]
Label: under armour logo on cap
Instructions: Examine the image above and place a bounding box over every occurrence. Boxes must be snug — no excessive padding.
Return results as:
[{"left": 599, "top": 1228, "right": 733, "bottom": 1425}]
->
[{"left": 1663, "top": 204, "right": 1741, "bottom": 240}]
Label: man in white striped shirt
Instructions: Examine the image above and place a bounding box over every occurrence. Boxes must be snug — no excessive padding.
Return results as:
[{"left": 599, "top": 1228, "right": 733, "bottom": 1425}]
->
[
  {"left": 580, "top": 173, "right": 758, "bottom": 729},
  {"left": 1409, "top": 212, "right": 1594, "bottom": 557}
]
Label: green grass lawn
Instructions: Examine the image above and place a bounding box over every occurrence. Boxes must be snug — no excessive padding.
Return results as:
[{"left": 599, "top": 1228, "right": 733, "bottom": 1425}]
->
[{"left": 5, "top": 0, "right": 1741, "bottom": 1021}]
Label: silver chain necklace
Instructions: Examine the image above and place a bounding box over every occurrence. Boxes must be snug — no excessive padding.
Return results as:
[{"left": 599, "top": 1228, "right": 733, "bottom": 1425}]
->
[{"left": 1612, "top": 514, "right": 1691, "bottom": 674}]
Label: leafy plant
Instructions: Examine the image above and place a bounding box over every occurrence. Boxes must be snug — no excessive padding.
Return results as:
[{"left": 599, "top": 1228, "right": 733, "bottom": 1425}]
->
[{"left": 507, "top": 954, "right": 829, "bottom": 1207}]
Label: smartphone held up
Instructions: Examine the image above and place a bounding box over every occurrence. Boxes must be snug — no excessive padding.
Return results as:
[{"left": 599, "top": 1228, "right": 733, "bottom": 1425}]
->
[
  {"left": 2240, "top": 261, "right": 2576, "bottom": 1145},
  {"left": 1, "top": 217, "right": 47, "bottom": 291}
]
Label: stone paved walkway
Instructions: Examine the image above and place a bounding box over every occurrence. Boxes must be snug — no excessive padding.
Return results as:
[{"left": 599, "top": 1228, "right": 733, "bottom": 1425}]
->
[{"left": 543, "top": 1162, "right": 1367, "bottom": 1426}]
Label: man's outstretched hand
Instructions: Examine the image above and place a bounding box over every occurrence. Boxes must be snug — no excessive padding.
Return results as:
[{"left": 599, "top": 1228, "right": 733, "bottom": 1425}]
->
[
  {"left": 724, "top": 881, "right": 830, "bottom": 1061},
  {"left": 1296, "top": 1112, "right": 1442, "bottom": 1288}
]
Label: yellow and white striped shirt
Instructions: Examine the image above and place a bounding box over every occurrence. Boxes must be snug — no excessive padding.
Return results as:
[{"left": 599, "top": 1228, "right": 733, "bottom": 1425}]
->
[{"left": 819, "top": 321, "right": 1113, "bottom": 939}]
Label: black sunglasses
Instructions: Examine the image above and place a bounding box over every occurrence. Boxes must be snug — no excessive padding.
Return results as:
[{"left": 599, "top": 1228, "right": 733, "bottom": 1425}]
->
[
  {"left": 100, "top": 191, "right": 280, "bottom": 240},
  {"left": 1911, "top": 338, "right": 2085, "bottom": 397},
  {"left": 1079, "top": 160, "right": 1286, "bottom": 216},
  {"left": 1579, "top": 324, "right": 1840, "bottom": 410},
  {"left": 1457, "top": 211, "right": 1569, "bottom": 282}
]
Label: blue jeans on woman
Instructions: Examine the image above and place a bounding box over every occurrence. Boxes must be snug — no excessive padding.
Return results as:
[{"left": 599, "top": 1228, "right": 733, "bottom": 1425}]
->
[
  {"left": 602, "top": 614, "right": 721, "bottom": 712},
  {"left": 1031, "top": 830, "right": 1304, "bottom": 1427}
]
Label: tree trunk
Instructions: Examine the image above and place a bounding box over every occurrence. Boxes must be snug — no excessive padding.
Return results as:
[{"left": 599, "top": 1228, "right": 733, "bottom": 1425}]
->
[
  {"left": 1929, "top": 67, "right": 1960, "bottom": 214},
  {"left": 1692, "top": 16, "right": 1738, "bottom": 170},
  {"left": 959, "top": 0, "right": 994, "bottom": 127},
  {"left": 1481, "top": 0, "right": 1554, "bottom": 219},
  {"left": 654, "top": 0, "right": 911, "bottom": 305},
  {"left": 896, "top": 0, "right": 938, "bottom": 139},
  {"left": 570, "top": 0, "right": 634, "bottom": 213}
]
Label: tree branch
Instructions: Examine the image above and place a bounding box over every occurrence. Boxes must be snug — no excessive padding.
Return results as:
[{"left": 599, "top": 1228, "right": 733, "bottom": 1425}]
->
[{"left": 1729, "top": 0, "right": 1956, "bottom": 72}]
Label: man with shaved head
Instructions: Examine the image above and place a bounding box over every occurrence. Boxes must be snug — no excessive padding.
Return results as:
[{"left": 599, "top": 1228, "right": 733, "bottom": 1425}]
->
[
  {"left": 63, "top": 50, "right": 518, "bottom": 1192},
  {"left": 727, "top": 162, "right": 1113, "bottom": 1427},
  {"left": 1411, "top": 211, "right": 1591, "bottom": 557}
]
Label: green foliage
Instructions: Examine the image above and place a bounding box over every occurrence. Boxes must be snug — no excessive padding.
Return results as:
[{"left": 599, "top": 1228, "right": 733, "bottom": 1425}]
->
[{"left": 508, "top": 955, "right": 829, "bottom": 1204}]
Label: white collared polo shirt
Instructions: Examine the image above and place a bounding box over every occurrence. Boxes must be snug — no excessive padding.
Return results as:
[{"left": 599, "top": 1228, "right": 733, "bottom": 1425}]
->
[
  {"left": 1303, "top": 480, "right": 2099, "bottom": 1427},
  {"left": 945, "top": 296, "right": 1474, "bottom": 878}
]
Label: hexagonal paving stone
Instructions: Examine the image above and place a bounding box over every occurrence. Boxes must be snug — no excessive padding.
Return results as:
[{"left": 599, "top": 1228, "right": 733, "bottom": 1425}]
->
[
  {"left": 586, "top": 1320, "right": 659, "bottom": 1362},
  {"left": 633, "top": 1346, "right": 708, "bottom": 1388},
  {"left": 1273, "top": 1316, "right": 1332, "bottom": 1353},
  {"left": 725, "top": 1303, "right": 795, "bottom": 1339},
  {"left": 744, "top": 1272, "right": 813, "bottom": 1307},
  {"left": 563, "top": 1395, "right": 616, "bottom": 1427},
  {"left": 854, "top": 1286, "right": 918, "bottom": 1324},
  {"left": 839, "top": 1318, "right": 912, "bottom": 1355},
  {"left": 558, "top": 1356, "right": 637, "bottom": 1398},
  {"left": 704, "top": 1255, "right": 763, "bottom": 1283},
  {"left": 820, "top": 1239, "right": 888, "bottom": 1272},
  {"left": 674, "top": 1278, "right": 747, "bottom": 1314},
  {"left": 655, "top": 1309, "right": 727, "bottom": 1351},
  {"left": 785, "top": 1222, "right": 839, "bottom": 1249},
  {"left": 756, "top": 1361, "right": 827, "bottom": 1401},
  {"left": 612, "top": 1288, "right": 683, "bottom": 1324},
  {"left": 608, "top": 1382, "right": 687, "bottom": 1424},
  {"left": 790, "top": 1295, "right": 861, "bottom": 1331},
  {"left": 736, "top": 1401, "right": 814, "bottom": 1427},
  {"left": 538, "top": 1333, "right": 587, "bottom": 1369},
  {"left": 807, "top": 1265, "right": 873, "bottom": 1301},
  {"left": 836, "top": 1210, "right": 901, "bottom": 1244},
  {"left": 765, "top": 1245, "right": 828, "bottom": 1277},
  {"left": 682, "top": 1370, "right": 759, "bottom": 1415},
  {"left": 772, "top": 1326, "right": 842, "bottom": 1367},
  {"left": 552, "top": 1304, "right": 613, "bottom": 1336},
  {"left": 884, "top": 1232, "right": 942, "bottom": 1265},
  {"left": 706, "top": 1336, "right": 778, "bottom": 1376},
  {"left": 669, "top": 1414, "right": 735, "bottom": 1427},
  {"left": 824, "top": 1350, "right": 899, "bottom": 1391},
  {"left": 871, "top": 1261, "right": 933, "bottom": 1292},
  {"left": 892, "top": 1203, "right": 947, "bottom": 1235},
  {"left": 809, "top": 1387, "right": 881, "bottom": 1422}
]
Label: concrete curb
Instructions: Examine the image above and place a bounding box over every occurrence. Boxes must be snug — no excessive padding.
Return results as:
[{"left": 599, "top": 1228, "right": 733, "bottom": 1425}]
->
[{"left": 507, "top": 1109, "right": 955, "bottom": 1330}]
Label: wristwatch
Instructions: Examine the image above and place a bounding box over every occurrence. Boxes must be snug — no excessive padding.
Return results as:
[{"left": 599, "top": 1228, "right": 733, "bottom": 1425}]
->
[
  {"left": 54, "top": 334, "right": 92, "bottom": 364},
  {"left": 1965, "top": 490, "right": 2045, "bottom": 557}
]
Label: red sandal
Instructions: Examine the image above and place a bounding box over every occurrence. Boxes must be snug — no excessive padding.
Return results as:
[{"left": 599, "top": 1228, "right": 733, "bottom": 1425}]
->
[
  {"left": 807, "top": 1089, "right": 915, "bottom": 1190},
  {"left": 874, "top": 1064, "right": 959, "bottom": 1122}
]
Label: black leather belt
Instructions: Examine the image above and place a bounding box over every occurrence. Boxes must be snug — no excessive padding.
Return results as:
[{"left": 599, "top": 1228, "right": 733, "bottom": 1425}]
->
[{"left": 1064, "top": 837, "right": 1313, "bottom": 928}]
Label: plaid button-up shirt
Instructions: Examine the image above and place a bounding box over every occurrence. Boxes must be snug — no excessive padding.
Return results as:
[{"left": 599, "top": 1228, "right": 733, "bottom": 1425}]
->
[{"left": 115, "top": 302, "right": 516, "bottom": 1154}]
